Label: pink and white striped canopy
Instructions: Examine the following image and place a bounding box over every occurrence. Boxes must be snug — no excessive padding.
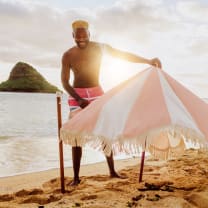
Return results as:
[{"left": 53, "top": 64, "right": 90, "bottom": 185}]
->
[{"left": 60, "top": 67, "right": 208, "bottom": 159}]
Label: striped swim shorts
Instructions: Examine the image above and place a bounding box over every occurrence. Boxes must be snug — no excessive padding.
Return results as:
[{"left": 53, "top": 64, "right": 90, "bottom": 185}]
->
[{"left": 68, "top": 86, "right": 104, "bottom": 111}]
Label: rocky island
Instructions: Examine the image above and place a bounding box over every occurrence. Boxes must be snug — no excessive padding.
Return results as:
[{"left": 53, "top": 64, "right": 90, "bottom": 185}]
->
[{"left": 0, "top": 62, "right": 60, "bottom": 93}]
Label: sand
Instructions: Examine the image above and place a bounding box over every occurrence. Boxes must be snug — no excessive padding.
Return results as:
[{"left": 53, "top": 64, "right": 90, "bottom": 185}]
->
[{"left": 0, "top": 148, "right": 208, "bottom": 208}]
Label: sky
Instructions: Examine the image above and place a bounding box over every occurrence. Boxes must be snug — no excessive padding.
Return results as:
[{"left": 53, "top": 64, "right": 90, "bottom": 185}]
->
[{"left": 0, "top": 0, "right": 208, "bottom": 97}]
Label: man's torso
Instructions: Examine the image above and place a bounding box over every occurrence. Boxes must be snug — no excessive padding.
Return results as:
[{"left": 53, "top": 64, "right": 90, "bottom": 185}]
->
[{"left": 66, "top": 42, "right": 103, "bottom": 88}]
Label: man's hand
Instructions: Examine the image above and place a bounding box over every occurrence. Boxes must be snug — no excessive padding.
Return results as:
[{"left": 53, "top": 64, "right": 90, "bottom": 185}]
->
[
  {"left": 78, "top": 98, "right": 89, "bottom": 108},
  {"left": 149, "top": 58, "right": 162, "bottom": 69}
]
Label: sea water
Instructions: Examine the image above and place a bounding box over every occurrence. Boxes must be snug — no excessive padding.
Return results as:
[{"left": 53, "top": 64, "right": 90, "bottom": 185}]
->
[{"left": 0, "top": 92, "right": 107, "bottom": 177}]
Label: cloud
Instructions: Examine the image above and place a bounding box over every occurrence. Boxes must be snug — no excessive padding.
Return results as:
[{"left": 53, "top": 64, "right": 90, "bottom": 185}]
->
[
  {"left": 92, "top": 0, "right": 180, "bottom": 45},
  {"left": 188, "top": 34, "right": 208, "bottom": 56},
  {"left": 177, "top": 0, "right": 208, "bottom": 23},
  {"left": 0, "top": 0, "right": 30, "bottom": 16},
  {"left": 177, "top": 71, "right": 208, "bottom": 79},
  {"left": 0, "top": 0, "right": 75, "bottom": 67},
  {"left": 0, "top": 0, "right": 207, "bottom": 74}
]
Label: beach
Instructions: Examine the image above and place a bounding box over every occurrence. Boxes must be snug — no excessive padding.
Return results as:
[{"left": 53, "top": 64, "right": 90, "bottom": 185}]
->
[{"left": 0, "top": 148, "right": 208, "bottom": 208}]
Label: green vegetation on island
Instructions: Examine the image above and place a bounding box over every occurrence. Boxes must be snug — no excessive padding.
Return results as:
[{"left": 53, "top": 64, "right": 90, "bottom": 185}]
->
[{"left": 0, "top": 62, "right": 60, "bottom": 93}]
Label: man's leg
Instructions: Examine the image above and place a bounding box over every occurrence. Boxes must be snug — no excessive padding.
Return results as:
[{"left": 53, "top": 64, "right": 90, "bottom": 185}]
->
[
  {"left": 68, "top": 107, "right": 83, "bottom": 186},
  {"left": 70, "top": 146, "right": 82, "bottom": 185},
  {"left": 105, "top": 151, "right": 126, "bottom": 178}
]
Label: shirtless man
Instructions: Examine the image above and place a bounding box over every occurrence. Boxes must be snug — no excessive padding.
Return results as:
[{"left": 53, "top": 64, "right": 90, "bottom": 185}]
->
[{"left": 61, "top": 20, "right": 162, "bottom": 186}]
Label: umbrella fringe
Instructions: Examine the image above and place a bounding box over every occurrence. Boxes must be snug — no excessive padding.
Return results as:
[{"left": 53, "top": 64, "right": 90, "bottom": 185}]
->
[
  {"left": 147, "top": 139, "right": 186, "bottom": 160},
  {"left": 60, "top": 125, "right": 208, "bottom": 160},
  {"left": 60, "top": 130, "right": 113, "bottom": 156}
]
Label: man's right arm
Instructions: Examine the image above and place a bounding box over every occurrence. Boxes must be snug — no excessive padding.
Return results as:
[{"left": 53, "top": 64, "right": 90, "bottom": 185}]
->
[
  {"left": 103, "top": 44, "right": 162, "bottom": 68},
  {"left": 61, "top": 52, "right": 89, "bottom": 108}
]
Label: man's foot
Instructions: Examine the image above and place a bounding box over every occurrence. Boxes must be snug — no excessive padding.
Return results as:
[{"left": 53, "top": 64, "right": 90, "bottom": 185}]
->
[
  {"left": 110, "top": 172, "right": 127, "bottom": 179},
  {"left": 70, "top": 179, "right": 81, "bottom": 186}
]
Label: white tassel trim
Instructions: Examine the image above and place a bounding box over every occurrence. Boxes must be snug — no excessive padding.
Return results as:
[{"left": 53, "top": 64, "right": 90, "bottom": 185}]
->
[{"left": 60, "top": 124, "right": 208, "bottom": 160}]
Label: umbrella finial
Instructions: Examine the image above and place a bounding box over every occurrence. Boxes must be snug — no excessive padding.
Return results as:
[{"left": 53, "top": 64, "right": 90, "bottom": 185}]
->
[{"left": 56, "top": 91, "right": 63, "bottom": 98}]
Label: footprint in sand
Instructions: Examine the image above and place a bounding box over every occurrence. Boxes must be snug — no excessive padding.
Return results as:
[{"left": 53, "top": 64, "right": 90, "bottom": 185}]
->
[
  {"left": 87, "top": 175, "right": 109, "bottom": 182},
  {"left": 105, "top": 181, "right": 130, "bottom": 192},
  {"left": 15, "top": 188, "right": 43, "bottom": 197},
  {"left": 184, "top": 192, "right": 208, "bottom": 208},
  {"left": 20, "top": 194, "right": 62, "bottom": 205},
  {"left": 42, "top": 178, "right": 60, "bottom": 189},
  {"left": 0, "top": 194, "right": 14, "bottom": 202},
  {"left": 43, "top": 177, "right": 76, "bottom": 191},
  {"left": 81, "top": 194, "right": 97, "bottom": 200}
]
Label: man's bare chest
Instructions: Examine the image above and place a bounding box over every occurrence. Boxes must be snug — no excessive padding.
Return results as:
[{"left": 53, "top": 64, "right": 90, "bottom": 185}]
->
[{"left": 70, "top": 51, "right": 101, "bottom": 70}]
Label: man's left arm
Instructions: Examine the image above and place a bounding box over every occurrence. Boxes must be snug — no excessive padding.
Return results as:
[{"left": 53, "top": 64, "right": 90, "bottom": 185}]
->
[{"left": 104, "top": 44, "right": 162, "bottom": 68}]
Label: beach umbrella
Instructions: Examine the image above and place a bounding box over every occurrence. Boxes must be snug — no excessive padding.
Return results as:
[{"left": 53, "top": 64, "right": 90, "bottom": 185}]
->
[{"left": 60, "top": 67, "right": 208, "bottom": 182}]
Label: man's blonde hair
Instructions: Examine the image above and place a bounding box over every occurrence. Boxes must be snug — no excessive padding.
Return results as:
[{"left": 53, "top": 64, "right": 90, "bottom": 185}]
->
[{"left": 72, "top": 20, "right": 89, "bottom": 31}]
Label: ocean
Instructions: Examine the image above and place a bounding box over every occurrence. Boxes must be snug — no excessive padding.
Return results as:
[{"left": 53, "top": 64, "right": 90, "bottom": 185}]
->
[
  {"left": 0, "top": 92, "right": 207, "bottom": 177},
  {"left": 0, "top": 92, "right": 108, "bottom": 177}
]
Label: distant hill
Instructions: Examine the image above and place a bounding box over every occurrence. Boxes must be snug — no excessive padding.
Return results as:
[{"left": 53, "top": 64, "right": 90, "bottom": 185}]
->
[{"left": 0, "top": 62, "right": 60, "bottom": 93}]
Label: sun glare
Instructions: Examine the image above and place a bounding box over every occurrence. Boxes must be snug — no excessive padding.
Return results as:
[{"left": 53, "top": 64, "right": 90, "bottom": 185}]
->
[{"left": 100, "top": 54, "right": 145, "bottom": 92}]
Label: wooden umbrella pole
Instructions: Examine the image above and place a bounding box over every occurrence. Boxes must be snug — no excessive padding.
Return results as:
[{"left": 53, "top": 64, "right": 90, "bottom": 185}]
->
[
  {"left": 56, "top": 91, "right": 65, "bottom": 193},
  {"left": 139, "top": 138, "right": 147, "bottom": 183}
]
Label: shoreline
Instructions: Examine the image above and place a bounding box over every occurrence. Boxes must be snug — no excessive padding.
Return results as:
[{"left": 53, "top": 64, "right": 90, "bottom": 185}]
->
[
  {"left": 0, "top": 153, "right": 135, "bottom": 178},
  {"left": 0, "top": 157, "right": 140, "bottom": 195}
]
